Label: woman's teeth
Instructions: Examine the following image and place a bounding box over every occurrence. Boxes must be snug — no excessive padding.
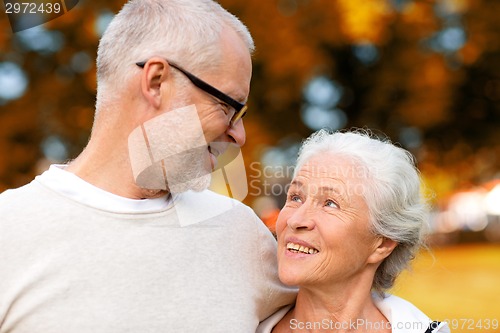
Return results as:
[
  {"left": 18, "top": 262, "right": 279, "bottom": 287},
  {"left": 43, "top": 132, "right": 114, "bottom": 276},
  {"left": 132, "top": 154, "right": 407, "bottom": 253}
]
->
[{"left": 286, "top": 242, "right": 319, "bottom": 254}]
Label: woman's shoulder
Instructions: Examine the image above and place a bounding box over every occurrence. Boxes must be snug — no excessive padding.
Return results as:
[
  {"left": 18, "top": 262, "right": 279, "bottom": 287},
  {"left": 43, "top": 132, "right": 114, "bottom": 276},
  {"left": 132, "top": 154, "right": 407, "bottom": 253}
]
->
[{"left": 374, "top": 293, "right": 450, "bottom": 333}]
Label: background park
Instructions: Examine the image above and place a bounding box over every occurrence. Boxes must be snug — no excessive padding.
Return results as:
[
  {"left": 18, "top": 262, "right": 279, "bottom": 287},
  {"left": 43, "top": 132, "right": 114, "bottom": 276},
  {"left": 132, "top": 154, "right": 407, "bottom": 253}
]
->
[{"left": 1, "top": 0, "right": 499, "bottom": 331}]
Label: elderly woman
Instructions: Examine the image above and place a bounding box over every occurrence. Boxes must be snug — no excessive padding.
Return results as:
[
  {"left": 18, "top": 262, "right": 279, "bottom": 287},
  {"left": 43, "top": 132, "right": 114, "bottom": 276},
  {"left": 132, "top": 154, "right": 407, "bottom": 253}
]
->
[{"left": 258, "top": 129, "right": 449, "bottom": 333}]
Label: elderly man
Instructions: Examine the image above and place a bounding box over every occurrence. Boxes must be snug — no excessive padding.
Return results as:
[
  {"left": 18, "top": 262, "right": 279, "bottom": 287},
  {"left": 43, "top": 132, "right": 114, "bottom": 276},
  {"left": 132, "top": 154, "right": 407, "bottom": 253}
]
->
[{"left": 0, "top": 0, "right": 295, "bottom": 332}]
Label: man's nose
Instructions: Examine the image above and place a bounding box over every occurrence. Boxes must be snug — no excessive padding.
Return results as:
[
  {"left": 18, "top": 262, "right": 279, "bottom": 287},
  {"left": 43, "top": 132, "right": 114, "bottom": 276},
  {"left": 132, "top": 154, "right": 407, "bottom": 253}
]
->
[{"left": 226, "top": 119, "right": 246, "bottom": 146}]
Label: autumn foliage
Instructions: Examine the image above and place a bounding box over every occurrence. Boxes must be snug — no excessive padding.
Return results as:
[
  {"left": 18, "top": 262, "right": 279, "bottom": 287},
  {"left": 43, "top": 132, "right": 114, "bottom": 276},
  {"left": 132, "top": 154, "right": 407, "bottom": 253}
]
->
[{"left": 0, "top": 0, "right": 498, "bottom": 206}]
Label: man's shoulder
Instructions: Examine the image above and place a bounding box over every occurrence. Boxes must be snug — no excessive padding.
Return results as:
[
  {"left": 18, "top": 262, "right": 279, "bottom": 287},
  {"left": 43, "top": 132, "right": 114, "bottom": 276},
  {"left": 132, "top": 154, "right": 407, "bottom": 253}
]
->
[
  {"left": 0, "top": 181, "right": 42, "bottom": 209},
  {"left": 0, "top": 180, "right": 54, "bottom": 233},
  {"left": 170, "top": 189, "right": 263, "bottom": 227},
  {"left": 180, "top": 190, "right": 241, "bottom": 204},
  {"left": 0, "top": 177, "right": 74, "bottom": 223},
  {"left": 179, "top": 189, "right": 244, "bottom": 206},
  {"left": 173, "top": 189, "right": 258, "bottom": 222}
]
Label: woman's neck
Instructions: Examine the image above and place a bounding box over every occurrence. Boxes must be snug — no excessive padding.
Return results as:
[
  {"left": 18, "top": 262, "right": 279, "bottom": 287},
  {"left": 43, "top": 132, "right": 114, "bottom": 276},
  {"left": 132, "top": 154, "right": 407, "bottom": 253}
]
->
[{"left": 275, "top": 286, "right": 390, "bottom": 333}]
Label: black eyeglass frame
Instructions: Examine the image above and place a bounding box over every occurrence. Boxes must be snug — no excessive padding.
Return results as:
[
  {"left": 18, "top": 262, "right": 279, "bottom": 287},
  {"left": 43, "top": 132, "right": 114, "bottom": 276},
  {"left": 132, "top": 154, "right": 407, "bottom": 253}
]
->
[{"left": 136, "top": 60, "right": 247, "bottom": 126}]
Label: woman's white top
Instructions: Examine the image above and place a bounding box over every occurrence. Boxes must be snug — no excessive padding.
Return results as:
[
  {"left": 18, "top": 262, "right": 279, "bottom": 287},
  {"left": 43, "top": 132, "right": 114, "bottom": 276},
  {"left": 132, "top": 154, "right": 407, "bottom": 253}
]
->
[{"left": 257, "top": 293, "right": 450, "bottom": 333}]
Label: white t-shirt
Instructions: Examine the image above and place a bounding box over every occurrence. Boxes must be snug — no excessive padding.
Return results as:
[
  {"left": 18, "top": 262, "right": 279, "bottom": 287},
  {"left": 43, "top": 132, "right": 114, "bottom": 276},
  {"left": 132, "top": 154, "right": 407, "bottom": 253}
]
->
[{"left": 38, "top": 164, "right": 173, "bottom": 212}]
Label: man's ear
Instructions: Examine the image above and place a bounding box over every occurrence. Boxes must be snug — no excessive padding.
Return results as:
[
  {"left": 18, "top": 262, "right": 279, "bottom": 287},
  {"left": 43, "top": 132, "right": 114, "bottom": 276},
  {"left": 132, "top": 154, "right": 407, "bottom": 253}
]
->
[
  {"left": 139, "top": 57, "right": 170, "bottom": 109},
  {"left": 367, "top": 237, "right": 398, "bottom": 265}
]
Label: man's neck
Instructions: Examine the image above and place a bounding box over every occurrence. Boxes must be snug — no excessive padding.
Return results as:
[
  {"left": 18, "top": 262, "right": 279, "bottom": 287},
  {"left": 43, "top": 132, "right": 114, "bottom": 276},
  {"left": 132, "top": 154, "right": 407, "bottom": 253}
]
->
[{"left": 66, "top": 137, "right": 169, "bottom": 200}]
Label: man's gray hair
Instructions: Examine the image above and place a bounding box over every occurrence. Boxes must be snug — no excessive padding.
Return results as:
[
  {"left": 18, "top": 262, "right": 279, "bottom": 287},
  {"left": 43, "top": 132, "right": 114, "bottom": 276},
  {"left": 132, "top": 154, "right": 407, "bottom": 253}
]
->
[
  {"left": 96, "top": 0, "right": 254, "bottom": 106},
  {"left": 295, "top": 129, "right": 429, "bottom": 294}
]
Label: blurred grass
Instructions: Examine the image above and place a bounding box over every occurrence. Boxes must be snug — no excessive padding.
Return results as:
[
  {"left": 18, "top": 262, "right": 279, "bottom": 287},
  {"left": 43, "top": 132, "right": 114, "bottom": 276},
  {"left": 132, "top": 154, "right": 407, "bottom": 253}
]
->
[{"left": 392, "top": 243, "right": 500, "bottom": 333}]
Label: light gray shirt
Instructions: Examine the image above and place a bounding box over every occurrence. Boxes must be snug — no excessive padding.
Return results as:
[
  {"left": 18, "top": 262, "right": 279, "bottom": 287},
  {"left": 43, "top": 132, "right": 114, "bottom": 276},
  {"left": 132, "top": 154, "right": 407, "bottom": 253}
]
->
[{"left": 0, "top": 166, "right": 296, "bottom": 332}]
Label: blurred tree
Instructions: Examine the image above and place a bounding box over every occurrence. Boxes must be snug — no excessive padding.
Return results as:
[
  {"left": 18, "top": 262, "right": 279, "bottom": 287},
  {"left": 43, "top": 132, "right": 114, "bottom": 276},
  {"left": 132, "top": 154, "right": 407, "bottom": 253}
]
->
[
  {"left": 0, "top": 0, "right": 498, "bottom": 204},
  {"left": 221, "top": 0, "right": 500, "bottom": 204}
]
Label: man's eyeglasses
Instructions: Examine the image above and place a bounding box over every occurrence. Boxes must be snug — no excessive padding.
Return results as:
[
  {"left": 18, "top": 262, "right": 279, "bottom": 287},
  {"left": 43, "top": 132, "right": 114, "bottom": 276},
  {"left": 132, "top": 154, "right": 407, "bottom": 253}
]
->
[{"left": 135, "top": 60, "right": 247, "bottom": 126}]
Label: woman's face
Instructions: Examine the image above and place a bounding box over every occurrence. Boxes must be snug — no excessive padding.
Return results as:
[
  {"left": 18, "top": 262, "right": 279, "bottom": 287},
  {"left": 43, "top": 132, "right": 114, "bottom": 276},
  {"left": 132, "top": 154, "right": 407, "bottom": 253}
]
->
[{"left": 276, "top": 153, "right": 382, "bottom": 288}]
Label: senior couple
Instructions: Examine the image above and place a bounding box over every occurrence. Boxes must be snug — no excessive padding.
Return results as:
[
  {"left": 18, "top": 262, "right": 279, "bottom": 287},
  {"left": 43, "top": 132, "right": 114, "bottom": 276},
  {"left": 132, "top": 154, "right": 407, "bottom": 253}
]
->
[{"left": 0, "top": 0, "right": 449, "bottom": 332}]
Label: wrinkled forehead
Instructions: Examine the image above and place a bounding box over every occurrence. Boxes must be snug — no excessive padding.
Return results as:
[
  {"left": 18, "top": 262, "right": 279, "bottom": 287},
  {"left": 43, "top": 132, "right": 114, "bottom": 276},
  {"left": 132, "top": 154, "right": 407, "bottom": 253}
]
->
[
  {"left": 295, "top": 153, "right": 370, "bottom": 181},
  {"left": 291, "top": 154, "right": 373, "bottom": 209}
]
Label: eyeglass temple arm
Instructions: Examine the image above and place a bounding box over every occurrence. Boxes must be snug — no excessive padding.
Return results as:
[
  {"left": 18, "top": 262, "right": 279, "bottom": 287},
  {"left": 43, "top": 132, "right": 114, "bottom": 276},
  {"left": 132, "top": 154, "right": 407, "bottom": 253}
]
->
[{"left": 135, "top": 61, "right": 245, "bottom": 112}]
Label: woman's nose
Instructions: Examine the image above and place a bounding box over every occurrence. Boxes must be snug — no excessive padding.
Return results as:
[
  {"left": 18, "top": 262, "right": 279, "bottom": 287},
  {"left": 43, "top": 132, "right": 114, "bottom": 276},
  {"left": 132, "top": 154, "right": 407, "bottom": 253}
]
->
[{"left": 287, "top": 203, "right": 316, "bottom": 231}]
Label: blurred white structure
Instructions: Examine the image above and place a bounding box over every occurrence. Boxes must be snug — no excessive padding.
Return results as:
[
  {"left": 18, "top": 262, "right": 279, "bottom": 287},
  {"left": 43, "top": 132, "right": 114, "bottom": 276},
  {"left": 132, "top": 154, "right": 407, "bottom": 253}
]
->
[{"left": 431, "top": 180, "right": 500, "bottom": 242}]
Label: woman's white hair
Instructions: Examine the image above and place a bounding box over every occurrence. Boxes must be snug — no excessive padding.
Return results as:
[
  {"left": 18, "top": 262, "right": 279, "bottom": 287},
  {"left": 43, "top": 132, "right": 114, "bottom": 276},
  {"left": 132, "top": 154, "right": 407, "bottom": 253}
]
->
[
  {"left": 295, "top": 128, "right": 429, "bottom": 294},
  {"left": 96, "top": 0, "right": 254, "bottom": 108}
]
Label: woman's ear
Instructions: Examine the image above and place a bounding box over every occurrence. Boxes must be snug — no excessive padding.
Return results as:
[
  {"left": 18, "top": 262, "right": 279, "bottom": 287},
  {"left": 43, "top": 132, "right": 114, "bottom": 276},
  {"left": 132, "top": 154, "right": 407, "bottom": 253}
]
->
[
  {"left": 139, "top": 57, "right": 170, "bottom": 109},
  {"left": 367, "top": 237, "right": 398, "bottom": 265}
]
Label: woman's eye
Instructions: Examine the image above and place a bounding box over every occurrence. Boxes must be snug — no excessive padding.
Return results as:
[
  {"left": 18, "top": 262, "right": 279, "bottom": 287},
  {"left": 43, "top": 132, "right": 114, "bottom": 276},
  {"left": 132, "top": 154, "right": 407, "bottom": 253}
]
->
[
  {"left": 289, "top": 194, "right": 302, "bottom": 203},
  {"left": 325, "top": 199, "right": 339, "bottom": 209}
]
